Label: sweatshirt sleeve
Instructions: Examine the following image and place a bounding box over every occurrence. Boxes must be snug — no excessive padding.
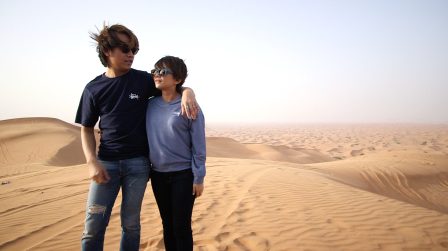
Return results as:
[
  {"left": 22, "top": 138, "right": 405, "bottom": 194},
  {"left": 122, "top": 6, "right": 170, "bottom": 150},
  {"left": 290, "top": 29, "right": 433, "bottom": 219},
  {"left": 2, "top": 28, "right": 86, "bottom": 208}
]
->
[{"left": 190, "top": 110, "right": 206, "bottom": 184}]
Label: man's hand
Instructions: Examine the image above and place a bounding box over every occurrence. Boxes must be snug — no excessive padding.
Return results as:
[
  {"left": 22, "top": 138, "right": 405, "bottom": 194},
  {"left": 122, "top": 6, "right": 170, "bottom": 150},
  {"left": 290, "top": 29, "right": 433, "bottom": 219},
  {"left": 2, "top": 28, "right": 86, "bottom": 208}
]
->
[
  {"left": 80, "top": 126, "right": 109, "bottom": 184},
  {"left": 87, "top": 160, "right": 110, "bottom": 184},
  {"left": 192, "top": 183, "right": 204, "bottom": 197},
  {"left": 181, "top": 88, "right": 199, "bottom": 120}
]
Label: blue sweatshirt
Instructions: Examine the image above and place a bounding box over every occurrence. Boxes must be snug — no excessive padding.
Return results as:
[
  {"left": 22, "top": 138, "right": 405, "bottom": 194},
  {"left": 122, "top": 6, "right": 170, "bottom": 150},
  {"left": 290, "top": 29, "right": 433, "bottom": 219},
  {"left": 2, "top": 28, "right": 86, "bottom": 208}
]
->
[{"left": 146, "top": 95, "right": 206, "bottom": 184}]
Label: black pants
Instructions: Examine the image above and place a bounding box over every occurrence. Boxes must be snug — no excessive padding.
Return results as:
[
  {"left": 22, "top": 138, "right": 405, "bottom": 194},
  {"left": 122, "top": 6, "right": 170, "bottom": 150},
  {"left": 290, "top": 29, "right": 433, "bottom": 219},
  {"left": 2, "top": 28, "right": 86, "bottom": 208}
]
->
[{"left": 151, "top": 169, "right": 196, "bottom": 251}]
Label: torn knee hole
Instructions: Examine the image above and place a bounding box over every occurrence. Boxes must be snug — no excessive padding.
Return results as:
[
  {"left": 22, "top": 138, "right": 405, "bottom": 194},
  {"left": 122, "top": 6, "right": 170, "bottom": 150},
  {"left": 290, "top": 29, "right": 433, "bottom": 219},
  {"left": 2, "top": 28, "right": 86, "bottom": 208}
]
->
[{"left": 88, "top": 204, "right": 106, "bottom": 214}]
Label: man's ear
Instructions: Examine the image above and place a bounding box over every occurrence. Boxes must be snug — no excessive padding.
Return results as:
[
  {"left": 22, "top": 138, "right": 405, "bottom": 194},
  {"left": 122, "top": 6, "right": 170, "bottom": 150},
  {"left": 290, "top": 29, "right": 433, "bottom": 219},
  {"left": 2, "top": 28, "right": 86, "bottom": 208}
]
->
[{"left": 104, "top": 49, "right": 110, "bottom": 57}]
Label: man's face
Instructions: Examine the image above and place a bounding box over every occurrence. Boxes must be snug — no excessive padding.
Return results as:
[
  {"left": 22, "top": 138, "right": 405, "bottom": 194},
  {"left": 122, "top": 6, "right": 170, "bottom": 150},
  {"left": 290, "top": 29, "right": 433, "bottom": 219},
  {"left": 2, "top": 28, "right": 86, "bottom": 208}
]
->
[{"left": 106, "top": 33, "right": 136, "bottom": 71}]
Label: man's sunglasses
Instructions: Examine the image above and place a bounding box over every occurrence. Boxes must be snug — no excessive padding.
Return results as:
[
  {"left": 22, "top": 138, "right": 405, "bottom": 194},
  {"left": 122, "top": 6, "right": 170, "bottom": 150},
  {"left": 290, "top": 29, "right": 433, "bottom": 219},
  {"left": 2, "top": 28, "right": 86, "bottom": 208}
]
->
[
  {"left": 151, "top": 68, "right": 173, "bottom": 77},
  {"left": 116, "top": 44, "right": 139, "bottom": 55}
]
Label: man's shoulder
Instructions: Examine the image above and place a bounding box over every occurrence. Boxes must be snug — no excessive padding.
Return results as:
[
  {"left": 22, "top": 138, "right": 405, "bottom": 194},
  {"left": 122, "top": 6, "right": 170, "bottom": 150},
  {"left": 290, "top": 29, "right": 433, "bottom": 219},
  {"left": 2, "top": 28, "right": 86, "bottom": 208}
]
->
[
  {"left": 131, "top": 68, "right": 151, "bottom": 78},
  {"left": 130, "top": 69, "right": 155, "bottom": 89},
  {"left": 85, "top": 73, "right": 105, "bottom": 88}
]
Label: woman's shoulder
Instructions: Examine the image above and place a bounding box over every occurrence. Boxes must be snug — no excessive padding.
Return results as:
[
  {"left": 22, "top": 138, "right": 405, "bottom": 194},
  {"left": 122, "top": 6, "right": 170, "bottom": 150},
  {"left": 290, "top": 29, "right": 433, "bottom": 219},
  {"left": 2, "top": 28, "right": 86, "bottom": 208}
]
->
[{"left": 148, "top": 96, "right": 161, "bottom": 104}]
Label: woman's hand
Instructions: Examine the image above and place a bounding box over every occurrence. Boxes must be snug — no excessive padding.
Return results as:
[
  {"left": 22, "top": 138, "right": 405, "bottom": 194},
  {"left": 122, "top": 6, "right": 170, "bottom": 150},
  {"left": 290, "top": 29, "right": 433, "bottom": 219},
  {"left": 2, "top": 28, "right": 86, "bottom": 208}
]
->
[
  {"left": 181, "top": 88, "right": 199, "bottom": 119},
  {"left": 192, "top": 183, "right": 204, "bottom": 197}
]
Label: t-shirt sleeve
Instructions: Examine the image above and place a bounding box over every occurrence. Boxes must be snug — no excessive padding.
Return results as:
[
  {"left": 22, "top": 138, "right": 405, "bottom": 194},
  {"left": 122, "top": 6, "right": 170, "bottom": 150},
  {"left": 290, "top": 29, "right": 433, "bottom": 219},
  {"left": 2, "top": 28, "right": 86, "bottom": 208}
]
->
[{"left": 75, "top": 88, "right": 99, "bottom": 127}]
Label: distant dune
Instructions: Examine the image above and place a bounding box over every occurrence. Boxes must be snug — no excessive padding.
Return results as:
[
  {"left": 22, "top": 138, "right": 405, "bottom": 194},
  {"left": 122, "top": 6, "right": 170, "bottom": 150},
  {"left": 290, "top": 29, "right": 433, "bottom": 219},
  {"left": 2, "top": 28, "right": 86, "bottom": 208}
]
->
[
  {"left": 0, "top": 118, "right": 447, "bottom": 250},
  {"left": 207, "top": 137, "right": 334, "bottom": 164}
]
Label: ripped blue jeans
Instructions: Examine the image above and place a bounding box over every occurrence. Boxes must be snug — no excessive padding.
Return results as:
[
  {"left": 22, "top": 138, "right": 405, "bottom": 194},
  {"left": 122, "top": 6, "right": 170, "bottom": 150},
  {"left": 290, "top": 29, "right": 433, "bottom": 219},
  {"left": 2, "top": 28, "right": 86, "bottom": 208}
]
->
[{"left": 81, "top": 156, "right": 150, "bottom": 251}]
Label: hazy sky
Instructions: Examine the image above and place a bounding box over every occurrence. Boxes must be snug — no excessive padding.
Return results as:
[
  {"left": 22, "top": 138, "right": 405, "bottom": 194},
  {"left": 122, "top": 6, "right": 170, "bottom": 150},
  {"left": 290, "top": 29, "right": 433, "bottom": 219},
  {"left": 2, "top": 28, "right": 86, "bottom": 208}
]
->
[{"left": 1, "top": 0, "right": 447, "bottom": 124}]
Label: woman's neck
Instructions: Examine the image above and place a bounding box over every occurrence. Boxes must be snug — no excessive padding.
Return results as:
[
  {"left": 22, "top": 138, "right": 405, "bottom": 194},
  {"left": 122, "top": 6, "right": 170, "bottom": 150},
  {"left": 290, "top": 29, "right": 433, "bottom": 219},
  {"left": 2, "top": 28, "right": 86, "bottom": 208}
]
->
[{"left": 161, "top": 88, "right": 180, "bottom": 103}]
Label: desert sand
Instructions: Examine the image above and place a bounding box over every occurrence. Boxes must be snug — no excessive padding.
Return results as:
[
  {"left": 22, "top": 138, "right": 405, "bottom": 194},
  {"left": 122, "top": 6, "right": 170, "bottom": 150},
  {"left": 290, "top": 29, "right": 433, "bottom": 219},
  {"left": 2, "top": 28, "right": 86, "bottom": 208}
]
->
[{"left": 0, "top": 118, "right": 447, "bottom": 250}]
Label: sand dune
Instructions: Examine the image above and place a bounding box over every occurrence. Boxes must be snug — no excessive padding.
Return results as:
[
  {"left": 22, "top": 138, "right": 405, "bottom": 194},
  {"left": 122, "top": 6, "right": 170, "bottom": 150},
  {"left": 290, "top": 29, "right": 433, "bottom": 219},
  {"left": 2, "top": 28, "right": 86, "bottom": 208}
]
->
[
  {"left": 0, "top": 118, "right": 447, "bottom": 250},
  {"left": 0, "top": 118, "right": 86, "bottom": 177},
  {"left": 308, "top": 150, "right": 448, "bottom": 214}
]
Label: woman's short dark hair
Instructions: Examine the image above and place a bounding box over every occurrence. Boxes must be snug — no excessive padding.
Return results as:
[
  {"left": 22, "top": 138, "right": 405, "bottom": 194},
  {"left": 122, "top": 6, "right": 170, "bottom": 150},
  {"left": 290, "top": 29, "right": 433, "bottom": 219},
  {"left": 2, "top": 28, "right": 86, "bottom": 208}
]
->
[
  {"left": 154, "top": 56, "right": 188, "bottom": 94},
  {"left": 89, "top": 24, "right": 139, "bottom": 67}
]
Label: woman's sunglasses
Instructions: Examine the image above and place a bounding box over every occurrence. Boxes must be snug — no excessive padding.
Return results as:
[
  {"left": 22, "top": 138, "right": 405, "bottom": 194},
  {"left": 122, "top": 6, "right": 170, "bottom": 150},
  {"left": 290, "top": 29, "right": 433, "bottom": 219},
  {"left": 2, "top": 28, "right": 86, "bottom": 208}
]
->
[{"left": 151, "top": 68, "right": 173, "bottom": 77}]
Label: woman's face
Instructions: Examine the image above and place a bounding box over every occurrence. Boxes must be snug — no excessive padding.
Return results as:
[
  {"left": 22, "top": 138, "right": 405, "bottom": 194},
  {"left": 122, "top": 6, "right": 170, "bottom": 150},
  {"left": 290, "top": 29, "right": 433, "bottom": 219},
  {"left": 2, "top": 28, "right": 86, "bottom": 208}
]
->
[{"left": 153, "top": 67, "right": 179, "bottom": 91}]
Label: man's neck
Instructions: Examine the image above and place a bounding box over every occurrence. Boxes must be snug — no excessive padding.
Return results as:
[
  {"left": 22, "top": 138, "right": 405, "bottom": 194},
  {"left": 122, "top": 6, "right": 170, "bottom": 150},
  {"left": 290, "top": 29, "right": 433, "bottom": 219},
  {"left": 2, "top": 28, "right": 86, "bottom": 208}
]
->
[{"left": 105, "top": 67, "right": 129, "bottom": 78}]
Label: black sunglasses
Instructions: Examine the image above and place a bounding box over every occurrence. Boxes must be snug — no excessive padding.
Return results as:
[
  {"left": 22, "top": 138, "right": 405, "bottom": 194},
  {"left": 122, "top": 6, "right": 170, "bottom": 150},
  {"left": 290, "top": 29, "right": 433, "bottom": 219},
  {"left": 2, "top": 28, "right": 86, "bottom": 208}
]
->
[
  {"left": 116, "top": 44, "right": 139, "bottom": 55},
  {"left": 151, "top": 68, "right": 173, "bottom": 76}
]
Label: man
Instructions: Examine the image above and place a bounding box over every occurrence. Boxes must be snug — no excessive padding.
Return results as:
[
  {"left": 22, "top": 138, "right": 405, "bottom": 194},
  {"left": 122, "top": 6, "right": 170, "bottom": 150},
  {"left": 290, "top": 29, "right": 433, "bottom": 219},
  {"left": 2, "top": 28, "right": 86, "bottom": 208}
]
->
[{"left": 75, "top": 24, "right": 199, "bottom": 251}]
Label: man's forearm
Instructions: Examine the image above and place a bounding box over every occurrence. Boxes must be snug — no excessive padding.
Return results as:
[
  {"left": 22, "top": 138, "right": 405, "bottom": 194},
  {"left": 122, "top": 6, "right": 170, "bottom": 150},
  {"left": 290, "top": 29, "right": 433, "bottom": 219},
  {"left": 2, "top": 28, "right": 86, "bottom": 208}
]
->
[{"left": 80, "top": 126, "right": 97, "bottom": 163}]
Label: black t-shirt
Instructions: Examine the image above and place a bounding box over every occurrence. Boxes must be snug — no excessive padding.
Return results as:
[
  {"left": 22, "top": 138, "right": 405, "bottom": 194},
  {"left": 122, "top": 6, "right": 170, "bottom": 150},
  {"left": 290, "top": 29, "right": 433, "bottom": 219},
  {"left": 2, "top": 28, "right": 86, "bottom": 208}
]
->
[{"left": 75, "top": 69, "right": 160, "bottom": 160}]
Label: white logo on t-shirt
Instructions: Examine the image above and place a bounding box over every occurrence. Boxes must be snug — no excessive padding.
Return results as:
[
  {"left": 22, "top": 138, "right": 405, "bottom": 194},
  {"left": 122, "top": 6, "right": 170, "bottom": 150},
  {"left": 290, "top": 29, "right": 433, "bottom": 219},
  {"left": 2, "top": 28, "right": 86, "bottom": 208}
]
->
[{"left": 129, "top": 93, "right": 139, "bottom": 100}]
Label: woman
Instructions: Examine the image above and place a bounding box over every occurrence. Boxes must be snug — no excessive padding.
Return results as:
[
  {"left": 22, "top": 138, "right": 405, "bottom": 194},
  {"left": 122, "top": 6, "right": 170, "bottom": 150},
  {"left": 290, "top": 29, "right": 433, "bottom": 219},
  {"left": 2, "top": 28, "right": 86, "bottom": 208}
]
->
[{"left": 146, "top": 56, "right": 206, "bottom": 251}]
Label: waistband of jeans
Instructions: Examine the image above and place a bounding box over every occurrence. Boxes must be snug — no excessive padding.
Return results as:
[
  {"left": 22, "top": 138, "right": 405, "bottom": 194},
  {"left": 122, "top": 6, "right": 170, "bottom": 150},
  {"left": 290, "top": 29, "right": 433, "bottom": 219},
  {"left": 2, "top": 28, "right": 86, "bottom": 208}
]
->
[{"left": 151, "top": 168, "right": 192, "bottom": 176}]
